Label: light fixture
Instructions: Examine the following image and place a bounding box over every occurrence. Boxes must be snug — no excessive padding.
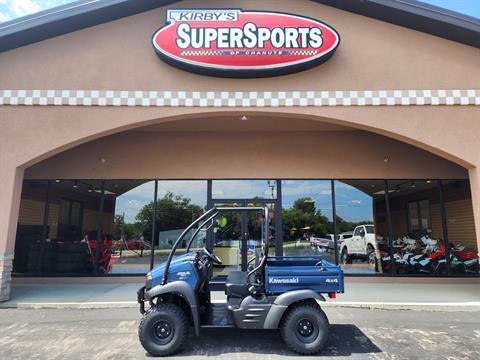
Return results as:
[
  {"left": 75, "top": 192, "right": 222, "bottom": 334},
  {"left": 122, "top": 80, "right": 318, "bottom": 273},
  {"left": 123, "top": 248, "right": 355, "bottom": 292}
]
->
[
  {"left": 426, "top": 180, "right": 432, "bottom": 184},
  {"left": 240, "top": 115, "right": 248, "bottom": 121},
  {"left": 410, "top": 181, "right": 416, "bottom": 188},
  {"left": 88, "top": 185, "right": 93, "bottom": 193},
  {"left": 55, "top": 179, "right": 60, "bottom": 183},
  {"left": 98, "top": 157, "right": 106, "bottom": 163},
  {"left": 73, "top": 180, "right": 79, "bottom": 189},
  {"left": 383, "top": 156, "right": 389, "bottom": 163}
]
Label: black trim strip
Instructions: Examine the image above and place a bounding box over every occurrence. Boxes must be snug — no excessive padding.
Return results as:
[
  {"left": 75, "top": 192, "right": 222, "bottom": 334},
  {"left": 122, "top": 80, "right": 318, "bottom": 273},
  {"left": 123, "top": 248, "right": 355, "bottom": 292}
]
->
[
  {"left": 0, "top": 0, "right": 478, "bottom": 54},
  {"left": 0, "top": 0, "right": 181, "bottom": 53},
  {"left": 313, "top": 0, "right": 480, "bottom": 48}
]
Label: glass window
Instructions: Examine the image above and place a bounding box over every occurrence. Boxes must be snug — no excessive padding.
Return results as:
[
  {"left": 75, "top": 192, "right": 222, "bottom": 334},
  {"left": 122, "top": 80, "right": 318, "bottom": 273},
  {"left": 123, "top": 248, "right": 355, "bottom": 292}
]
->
[
  {"left": 353, "top": 227, "right": 363, "bottom": 236},
  {"left": 281, "top": 180, "right": 335, "bottom": 264},
  {"left": 334, "top": 180, "right": 389, "bottom": 274},
  {"left": 441, "top": 180, "right": 479, "bottom": 275},
  {"left": 212, "top": 180, "right": 277, "bottom": 199},
  {"left": 14, "top": 180, "right": 49, "bottom": 274},
  {"left": 387, "top": 180, "right": 446, "bottom": 275}
]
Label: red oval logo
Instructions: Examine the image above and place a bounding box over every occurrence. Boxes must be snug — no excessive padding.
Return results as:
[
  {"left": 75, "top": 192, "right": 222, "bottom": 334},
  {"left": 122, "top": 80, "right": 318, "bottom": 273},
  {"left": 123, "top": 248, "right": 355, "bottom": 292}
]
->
[{"left": 152, "top": 9, "right": 340, "bottom": 78}]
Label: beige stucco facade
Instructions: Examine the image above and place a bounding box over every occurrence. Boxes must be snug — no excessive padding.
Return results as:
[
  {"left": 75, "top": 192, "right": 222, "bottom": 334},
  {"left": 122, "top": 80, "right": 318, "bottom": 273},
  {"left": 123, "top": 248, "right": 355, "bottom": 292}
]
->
[{"left": 1, "top": 0, "right": 480, "bottom": 300}]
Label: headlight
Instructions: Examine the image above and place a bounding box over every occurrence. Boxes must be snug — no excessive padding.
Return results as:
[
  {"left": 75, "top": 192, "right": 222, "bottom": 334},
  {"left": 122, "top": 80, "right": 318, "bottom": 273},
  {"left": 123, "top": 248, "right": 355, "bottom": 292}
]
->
[{"left": 146, "top": 272, "right": 153, "bottom": 290}]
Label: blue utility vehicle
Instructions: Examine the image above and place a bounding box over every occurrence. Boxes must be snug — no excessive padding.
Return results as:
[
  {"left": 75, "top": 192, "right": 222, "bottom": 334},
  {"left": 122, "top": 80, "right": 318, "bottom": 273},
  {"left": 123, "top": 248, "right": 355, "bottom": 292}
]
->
[{"left": 137, "top": 207, "right": 344, "bottom": 356}]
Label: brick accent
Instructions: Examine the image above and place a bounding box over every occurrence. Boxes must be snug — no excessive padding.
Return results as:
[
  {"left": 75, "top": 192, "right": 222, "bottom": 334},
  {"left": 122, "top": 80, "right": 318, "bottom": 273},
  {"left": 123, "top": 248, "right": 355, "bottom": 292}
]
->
[{"left": 0, "top": 253, "right": 14, "bottom": 302}]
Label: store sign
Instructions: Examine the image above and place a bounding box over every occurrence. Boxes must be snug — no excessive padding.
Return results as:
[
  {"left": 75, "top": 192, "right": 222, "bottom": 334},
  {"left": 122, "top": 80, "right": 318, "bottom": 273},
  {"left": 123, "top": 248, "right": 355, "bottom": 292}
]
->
[{"left": 151, "top": 9, "right": 340, "bottom": 78}]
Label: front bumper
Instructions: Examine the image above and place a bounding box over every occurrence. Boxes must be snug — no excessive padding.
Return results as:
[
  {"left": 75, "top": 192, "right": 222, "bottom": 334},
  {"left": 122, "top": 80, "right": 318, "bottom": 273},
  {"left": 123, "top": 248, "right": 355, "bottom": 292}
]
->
[{"left": 137, "top": 286, "right": 146, "bottom": 314}]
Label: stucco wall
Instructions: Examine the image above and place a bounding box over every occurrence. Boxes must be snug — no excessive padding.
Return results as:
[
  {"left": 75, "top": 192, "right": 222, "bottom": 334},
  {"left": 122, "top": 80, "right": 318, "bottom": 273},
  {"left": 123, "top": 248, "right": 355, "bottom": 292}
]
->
[
  {"left": 1, "top": 0, "right": 480, "bottom": 274},
  {"left": 24, "top": 130, "right": 467, "bottom": 180}
]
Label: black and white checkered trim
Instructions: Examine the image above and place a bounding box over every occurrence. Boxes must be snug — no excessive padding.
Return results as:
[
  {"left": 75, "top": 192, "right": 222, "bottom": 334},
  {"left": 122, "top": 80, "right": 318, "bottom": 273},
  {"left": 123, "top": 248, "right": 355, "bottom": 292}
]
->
[
  {"left": 286, "top": 50, "right": 318, "bottom": 56},
  {"left": 181, "top": 50, "right": 224, "bottom": 56},
  {"left": 0, "top": 89, "right": 478, "bottom": 107}
]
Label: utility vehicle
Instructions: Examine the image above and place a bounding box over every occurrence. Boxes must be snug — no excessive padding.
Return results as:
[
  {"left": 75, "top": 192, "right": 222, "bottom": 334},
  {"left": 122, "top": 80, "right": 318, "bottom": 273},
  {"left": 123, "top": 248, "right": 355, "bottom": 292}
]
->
[{"left": 137, "top": 207, "right": 344, "bottom": 356}]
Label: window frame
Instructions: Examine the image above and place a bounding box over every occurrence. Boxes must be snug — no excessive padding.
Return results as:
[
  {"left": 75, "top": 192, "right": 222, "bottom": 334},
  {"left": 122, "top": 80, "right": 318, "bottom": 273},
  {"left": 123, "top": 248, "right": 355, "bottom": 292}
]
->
[
  {"left": 59, "top": 197, "right": 84, "bottom": 228},
  {"left": 406, "top": 199, "right": 430, "bottom": 235}
]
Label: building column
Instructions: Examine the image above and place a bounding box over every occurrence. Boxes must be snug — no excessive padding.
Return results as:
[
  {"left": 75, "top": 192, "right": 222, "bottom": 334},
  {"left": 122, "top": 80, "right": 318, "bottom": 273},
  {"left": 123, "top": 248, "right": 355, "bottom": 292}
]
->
[
  {"left": 0, "top": 167, "right": 24, "bottom": 302},
  {"left": 468, "top": 167, "right": 480, "bottom": 254}
]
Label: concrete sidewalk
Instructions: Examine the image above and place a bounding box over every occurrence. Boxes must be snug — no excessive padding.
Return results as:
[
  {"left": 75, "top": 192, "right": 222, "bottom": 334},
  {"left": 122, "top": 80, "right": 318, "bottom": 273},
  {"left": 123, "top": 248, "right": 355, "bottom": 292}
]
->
[{"left": 1, "top": 276, "right": 479, "bottom": 311}]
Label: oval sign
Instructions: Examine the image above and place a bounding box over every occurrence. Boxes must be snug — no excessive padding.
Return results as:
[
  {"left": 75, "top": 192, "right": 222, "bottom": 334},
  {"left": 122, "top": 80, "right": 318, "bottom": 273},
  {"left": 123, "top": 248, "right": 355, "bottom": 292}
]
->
[{"left": 152, "top": 9, "right": 340, "bottom": 78}]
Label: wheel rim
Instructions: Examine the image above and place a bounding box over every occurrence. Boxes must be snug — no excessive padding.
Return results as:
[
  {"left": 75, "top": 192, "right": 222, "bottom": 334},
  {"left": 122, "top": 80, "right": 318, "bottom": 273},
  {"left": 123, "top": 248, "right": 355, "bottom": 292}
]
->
[
  {"left": 152, "top": 320, "right": 174, "bottom": 345},
  {"left": 295, "top": 318, "right": 319, "bottom": 343},
  {"left": 342, "top": 250, "right": 347, "bottom": 263}
]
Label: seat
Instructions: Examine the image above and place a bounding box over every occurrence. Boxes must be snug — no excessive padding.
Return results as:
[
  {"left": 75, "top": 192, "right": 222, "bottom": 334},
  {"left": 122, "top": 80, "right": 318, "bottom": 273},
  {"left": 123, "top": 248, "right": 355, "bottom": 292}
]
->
[{"left": 225, "top": 271, "right": 250, "bottom": 298}]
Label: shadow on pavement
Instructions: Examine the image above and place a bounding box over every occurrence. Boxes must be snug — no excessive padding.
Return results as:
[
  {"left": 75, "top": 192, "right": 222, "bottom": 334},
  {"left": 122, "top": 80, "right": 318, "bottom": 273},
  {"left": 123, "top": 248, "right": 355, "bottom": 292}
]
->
[{"left": 154, "top": 325, "right": 381, "bottom": 357}]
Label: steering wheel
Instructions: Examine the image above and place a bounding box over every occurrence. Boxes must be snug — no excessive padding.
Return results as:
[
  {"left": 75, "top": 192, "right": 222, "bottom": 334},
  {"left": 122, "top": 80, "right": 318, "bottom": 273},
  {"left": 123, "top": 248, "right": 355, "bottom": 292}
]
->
[{"left": 203, "top": 247, "right": 223, "bottom": 265}]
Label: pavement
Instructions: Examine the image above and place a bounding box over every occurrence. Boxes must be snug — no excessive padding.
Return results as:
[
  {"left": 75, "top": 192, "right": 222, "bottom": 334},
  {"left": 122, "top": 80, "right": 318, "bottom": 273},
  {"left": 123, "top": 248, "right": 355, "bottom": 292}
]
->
[
  {"left": 1, "top": 276, "right": 480, "bottom": 311},
  {"left": 1, "top": 307, "right": 479, "bottom": 359}
]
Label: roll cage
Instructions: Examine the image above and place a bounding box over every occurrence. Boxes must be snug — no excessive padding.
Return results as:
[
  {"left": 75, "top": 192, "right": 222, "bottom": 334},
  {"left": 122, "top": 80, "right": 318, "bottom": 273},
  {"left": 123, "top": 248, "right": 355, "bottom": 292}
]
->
[{"left": 161, "top": 206, "right": 269, "bottom": 285}]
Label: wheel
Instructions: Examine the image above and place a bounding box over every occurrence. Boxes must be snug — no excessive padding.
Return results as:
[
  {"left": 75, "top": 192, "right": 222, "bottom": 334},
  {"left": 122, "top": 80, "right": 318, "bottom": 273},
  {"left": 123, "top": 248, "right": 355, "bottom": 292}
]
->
[
  {"left": 138, "top": 303, "right": 188, "bottom": 357},
  {"left": 280, "top": 303, "right": 329, "bottom": 355},
  {"left": 341, "top": 247, "right": 351, "bottom": 264}
]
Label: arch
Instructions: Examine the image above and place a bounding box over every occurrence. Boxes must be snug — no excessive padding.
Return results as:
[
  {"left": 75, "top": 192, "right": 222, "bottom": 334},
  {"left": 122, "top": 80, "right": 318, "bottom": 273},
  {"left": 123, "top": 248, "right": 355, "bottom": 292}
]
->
[{"left": 17, "top": 108, "right": 475, "bottom": 172}]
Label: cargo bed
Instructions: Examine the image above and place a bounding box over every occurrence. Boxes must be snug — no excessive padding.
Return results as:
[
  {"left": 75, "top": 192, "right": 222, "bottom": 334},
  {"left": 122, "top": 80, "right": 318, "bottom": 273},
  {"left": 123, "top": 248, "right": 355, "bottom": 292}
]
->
[{"left": 265, "top": 256, "right": 344, "bottom": 294}]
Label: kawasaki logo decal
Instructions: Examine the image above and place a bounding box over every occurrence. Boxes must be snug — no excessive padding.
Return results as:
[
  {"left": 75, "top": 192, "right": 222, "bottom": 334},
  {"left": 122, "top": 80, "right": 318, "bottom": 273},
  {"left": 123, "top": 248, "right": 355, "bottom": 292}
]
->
[
  {"left": 151, "top": 9, "right": 340, "bottom": 78},
  {"left": 269, "top": 277, "right": 300, "bottom": 284}
]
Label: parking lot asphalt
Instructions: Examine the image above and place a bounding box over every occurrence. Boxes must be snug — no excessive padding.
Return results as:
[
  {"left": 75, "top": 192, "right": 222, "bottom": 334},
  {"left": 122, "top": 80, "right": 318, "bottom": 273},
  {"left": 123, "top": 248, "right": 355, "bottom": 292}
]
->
[{"left": 0, "top": 307, "right": 479, "bottom": 359}]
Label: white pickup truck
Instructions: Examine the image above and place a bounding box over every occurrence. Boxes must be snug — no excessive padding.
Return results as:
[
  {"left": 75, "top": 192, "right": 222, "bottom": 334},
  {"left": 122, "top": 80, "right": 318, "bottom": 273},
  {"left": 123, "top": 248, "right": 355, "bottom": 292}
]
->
[{"left": 339, "top": 224, "right": 377, "bottom": 264}]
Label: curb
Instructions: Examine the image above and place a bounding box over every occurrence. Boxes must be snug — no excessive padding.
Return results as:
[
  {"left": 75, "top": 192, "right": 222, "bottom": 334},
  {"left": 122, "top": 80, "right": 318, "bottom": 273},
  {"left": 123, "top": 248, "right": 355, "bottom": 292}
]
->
[
  {"left": 2, "top": 300, "right": 480, "bottom": 312},
  {"left": 321, "top": 301, "right": 480, "bottom": 312}
]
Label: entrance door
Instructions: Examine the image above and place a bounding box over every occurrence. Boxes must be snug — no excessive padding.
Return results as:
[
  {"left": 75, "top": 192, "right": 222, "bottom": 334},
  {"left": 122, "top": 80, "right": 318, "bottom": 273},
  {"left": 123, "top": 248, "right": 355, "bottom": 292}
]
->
[{"left": 211, "top": 199, "right": 276, "bottom": 275}]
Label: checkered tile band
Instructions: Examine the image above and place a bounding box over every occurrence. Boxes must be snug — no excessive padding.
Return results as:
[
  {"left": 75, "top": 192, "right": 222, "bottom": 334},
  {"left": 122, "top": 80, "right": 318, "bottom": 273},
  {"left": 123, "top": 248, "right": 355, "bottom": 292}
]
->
[{"left": 0, "top": 89, "right": 478, "bottom": 107}]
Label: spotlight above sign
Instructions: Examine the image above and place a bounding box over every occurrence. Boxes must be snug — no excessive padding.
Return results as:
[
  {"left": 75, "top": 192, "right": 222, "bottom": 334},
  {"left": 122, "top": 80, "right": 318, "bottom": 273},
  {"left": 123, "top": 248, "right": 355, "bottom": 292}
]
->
[{"left": 151, "top": 9, "right": 340, "bottom": 78}]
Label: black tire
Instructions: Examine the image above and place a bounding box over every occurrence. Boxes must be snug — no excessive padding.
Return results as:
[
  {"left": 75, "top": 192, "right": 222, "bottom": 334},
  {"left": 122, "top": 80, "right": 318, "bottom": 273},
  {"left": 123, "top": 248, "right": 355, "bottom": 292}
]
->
[
  {"left": 280, "top": 303, "right": 329, "bottom": 355},
  {"left": 57, "top": 242, "right": 87, "bottom": 254},
  {"left": 138, "top": 303, "right": 188, "bottom": 357},
  {"left": 54, "top": 262, "right": 86, "bottom": 273},
  {"left": 341, "top": 247, "right": 351, "bottom": 264},
  {"left": 55, "top": 252, "right": 86, "bottom": 262}
]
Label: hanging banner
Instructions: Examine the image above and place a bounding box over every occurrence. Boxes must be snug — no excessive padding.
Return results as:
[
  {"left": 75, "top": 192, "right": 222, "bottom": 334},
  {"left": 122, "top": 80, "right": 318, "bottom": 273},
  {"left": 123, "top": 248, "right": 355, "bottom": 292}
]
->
[{"left": 152, "top": 9, "right": 340, "bottom": 78}]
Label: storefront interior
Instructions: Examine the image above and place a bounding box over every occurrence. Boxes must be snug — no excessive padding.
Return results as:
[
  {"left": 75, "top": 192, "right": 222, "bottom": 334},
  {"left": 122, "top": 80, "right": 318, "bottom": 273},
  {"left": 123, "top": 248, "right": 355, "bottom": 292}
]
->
[{"left": 14, "top": 177, "right": 478, "bottom": 277}]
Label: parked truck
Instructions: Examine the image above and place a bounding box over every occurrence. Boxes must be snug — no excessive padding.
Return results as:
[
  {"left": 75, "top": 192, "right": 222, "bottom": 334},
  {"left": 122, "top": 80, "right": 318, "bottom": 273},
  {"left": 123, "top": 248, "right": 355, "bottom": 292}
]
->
[{"left": 339, "top": 225, "right": 377, "bottom": 264}]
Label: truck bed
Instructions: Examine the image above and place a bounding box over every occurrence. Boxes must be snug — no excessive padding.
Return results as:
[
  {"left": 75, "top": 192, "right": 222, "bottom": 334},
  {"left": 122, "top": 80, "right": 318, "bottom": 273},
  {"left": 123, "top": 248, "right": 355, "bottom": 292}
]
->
[{"left": 265, "top": 256, "right": 344, "bottom": 295}]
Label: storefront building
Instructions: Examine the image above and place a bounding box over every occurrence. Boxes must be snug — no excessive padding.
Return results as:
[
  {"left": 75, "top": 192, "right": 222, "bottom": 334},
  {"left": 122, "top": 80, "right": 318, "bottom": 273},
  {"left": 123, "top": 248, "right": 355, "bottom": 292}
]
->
[{"left": 1, "top": 0, "right": 479, "bottom": 301}]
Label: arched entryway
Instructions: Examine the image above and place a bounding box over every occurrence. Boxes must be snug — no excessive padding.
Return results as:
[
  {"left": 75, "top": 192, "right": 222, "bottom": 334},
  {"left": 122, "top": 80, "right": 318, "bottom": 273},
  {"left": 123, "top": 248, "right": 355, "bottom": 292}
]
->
[{"left": 11, "top": 114, "right": 478, "bottom": 279}]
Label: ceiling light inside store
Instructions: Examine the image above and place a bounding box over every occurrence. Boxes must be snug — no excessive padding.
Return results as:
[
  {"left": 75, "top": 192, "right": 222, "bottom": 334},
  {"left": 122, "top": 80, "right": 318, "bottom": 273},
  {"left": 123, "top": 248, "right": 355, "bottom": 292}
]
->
[
  {"left": 94, "top": 189, "right": 115, "bottom": 195},
  {"left": 55, "top": 179, "right": 60, "bottom": 183},
  {"left": 426, "top": 180, "right": 432, "bottom": 184},
  {"left": 240, "top": 115, "right": 248, "bottom": 121},
  {"left": 98, "top": 157, "right": 106, "bottom": 163},
  {"left": 383, "top": 156, "right": 389, "bottom": 163},
  {"left": 73, "top": 180, "right": 79, "bottom": 189},
  {"left": 410, "top": 181, "right": 416, "bottom": 188},
  {"left": 88, "top": 185, "right": 93, "bottom": 193}
]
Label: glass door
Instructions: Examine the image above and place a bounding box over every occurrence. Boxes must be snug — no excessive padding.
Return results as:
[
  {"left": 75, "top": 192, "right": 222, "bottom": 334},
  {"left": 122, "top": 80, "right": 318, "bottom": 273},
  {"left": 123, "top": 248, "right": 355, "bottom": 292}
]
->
[{"left": 211, "top": 199, "right": 276, "bottom": 276}]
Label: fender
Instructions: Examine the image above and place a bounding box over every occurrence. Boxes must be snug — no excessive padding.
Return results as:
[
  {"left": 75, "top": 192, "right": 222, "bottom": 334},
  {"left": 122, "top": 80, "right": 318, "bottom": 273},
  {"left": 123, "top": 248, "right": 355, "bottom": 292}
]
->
[
  {"left": 145, "top": 280, "right": 200, "bottom": 336},
  {"left": 263, "top": 289, "right": 325, "bottom": 329}
]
